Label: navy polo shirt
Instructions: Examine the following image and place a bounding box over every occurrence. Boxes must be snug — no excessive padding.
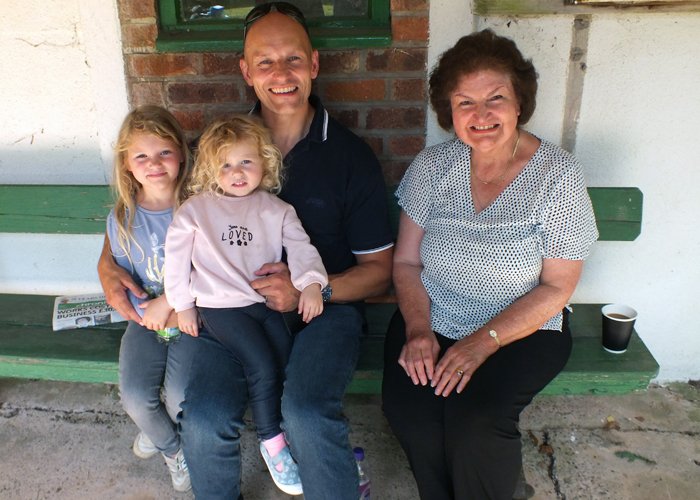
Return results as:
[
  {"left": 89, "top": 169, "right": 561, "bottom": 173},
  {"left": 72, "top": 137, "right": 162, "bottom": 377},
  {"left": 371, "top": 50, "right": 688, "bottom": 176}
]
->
[{"left": 254, "top": 96, "right": 394, "bottom": 276}]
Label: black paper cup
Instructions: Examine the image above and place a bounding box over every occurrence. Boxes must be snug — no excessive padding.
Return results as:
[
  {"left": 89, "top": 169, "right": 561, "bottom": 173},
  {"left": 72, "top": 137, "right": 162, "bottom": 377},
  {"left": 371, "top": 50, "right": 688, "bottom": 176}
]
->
[{"left": 601, "top": 304, "right": 637, "bottom": 353}]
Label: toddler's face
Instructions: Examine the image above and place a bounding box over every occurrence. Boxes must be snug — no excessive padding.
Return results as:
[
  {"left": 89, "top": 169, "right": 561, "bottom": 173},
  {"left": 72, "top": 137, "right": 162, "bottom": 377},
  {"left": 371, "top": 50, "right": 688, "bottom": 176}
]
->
[{"left": 217, "top": 140, "right": 264, "bottom": 197}]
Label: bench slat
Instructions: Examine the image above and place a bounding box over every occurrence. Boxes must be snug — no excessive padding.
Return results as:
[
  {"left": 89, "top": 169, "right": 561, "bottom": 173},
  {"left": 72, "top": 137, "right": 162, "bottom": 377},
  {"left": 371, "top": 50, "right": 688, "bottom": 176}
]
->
[
  {"left": 0, "top": 185, "right": 112, "bottom": 234},
  {"left": 0, "top": 296, "right": 659, "bottom": 395},
  {"left": 0, "top": 186, "right": 642, "bottom": 241}
]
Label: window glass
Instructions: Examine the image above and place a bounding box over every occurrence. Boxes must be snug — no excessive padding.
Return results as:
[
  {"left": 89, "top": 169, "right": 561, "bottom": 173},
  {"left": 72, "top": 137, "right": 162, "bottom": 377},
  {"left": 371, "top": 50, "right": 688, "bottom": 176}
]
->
[{"left": 181, "top": 0, "right": 368, "bottom": 21}]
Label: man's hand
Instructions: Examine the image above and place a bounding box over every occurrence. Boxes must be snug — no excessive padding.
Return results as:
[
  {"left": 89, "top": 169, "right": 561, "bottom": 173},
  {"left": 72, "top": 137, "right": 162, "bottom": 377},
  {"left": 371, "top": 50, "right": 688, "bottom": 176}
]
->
[
  {"left": 178, "top": 308, "right": 200, "bottom": 337},
  {"left": 250, "top": 262, "right": 301, "bottom": 312},
  {"left": 139, "top": 295, "right": 173, "bottom": 332},
  {"left": 98, "top": 235, "right": 147, "bottom": 323},
  {"left": 298, "top": 284, "right": 323, "bottom": 323}
]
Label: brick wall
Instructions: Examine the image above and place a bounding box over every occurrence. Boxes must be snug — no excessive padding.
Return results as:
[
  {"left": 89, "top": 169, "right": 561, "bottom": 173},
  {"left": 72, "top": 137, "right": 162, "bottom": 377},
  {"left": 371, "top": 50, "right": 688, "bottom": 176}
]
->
[{"left": 117, "top": 0, "right": 429, "bottom": 186}]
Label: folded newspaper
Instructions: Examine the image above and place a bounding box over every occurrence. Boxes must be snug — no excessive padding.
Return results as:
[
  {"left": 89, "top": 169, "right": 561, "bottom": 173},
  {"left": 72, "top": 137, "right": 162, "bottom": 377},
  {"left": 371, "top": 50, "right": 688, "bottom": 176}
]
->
[{"left": 52, "top": 294, "right": 126, "bottom": 331}]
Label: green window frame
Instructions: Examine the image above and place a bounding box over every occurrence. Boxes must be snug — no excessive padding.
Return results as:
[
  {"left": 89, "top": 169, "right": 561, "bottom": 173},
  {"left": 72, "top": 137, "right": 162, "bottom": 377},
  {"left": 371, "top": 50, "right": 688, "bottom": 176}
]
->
[{"left": 156, "top": 0, "right": 392, "bottom": 51}]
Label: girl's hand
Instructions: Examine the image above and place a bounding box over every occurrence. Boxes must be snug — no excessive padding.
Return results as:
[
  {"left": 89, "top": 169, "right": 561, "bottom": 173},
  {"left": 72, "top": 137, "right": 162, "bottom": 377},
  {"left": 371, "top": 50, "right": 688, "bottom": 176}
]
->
[
  {"left": 431, "top": 334, "right": 493, "bottom": 397},
  {"left": 298, "top": 284, "right": 323, "bottom": 323},
  {"left": 398, "top": 328, "right": 441, "bottom": 387},
  {"left": 139, "top": 295, "right": 173, "bottom": 332},
  {"left": 178, "top": 308, "right": 200, "bottom": 337}
]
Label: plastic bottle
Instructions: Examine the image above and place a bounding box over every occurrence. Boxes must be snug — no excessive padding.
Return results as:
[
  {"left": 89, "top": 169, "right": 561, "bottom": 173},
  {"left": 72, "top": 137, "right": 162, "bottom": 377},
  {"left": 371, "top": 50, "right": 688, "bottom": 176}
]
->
[
  {"left": 156, "top": 327, "right": 181, "bottom": 344},
  {"left": 353, "top": 447, "right": 371, "bottom": 500}
]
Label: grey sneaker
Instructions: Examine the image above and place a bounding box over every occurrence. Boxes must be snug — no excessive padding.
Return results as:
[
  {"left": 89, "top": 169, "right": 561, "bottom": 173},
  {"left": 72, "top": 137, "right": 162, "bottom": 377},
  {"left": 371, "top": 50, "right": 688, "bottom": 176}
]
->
[
  {"left": 163, "top": 448, "right": 191, "bottom": 492},
  {"left": 133, "top": 432, "right": 158, "bottom": 459}
]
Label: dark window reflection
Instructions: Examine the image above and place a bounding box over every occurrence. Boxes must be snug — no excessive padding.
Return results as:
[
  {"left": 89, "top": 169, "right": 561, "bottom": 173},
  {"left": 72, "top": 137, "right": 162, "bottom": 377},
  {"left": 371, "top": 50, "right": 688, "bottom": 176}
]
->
[{"left": 182, "top": 0, "right": 368, "bottom": 20}]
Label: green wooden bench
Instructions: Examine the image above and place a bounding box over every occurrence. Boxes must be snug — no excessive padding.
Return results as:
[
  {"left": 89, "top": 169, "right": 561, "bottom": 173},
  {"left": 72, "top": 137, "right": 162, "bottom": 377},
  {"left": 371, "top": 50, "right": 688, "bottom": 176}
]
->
[{"left": 0, "top": 185, "right": 656, "bottom": 395}]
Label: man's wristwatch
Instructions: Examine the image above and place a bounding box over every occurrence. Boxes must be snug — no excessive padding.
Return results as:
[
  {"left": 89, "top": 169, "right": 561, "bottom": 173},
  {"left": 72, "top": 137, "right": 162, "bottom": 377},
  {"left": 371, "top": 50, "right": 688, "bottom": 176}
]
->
[{"left": 321, "top": 284, "right": 332, "bottom": 302}]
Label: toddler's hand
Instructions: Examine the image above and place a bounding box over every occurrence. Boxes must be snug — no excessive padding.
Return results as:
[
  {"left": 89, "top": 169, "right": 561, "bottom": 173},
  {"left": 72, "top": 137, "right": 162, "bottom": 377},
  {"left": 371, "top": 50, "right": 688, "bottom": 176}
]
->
[
  {"left": 140, "top": 295, "right": 173, "bottom": 332},
  {"left": 298, "top": 284, "right": 323, "bottom": 323},
  {"left": 178, "top": 307, "right": 200, "bottom": 337}
]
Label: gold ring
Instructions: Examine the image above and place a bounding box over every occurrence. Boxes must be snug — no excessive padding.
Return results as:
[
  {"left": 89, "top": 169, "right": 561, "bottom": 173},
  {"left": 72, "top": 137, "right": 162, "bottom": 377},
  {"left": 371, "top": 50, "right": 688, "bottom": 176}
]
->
[{"left": 455, "top": 369, "right": 464, "bottom": 377}]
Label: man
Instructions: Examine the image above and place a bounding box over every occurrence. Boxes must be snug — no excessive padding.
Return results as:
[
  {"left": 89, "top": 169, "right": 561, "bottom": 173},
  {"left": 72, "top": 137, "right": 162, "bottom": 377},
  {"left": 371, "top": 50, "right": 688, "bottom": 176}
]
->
[{"left": 98, "top": 3, "right": 394, "bottom": 499}]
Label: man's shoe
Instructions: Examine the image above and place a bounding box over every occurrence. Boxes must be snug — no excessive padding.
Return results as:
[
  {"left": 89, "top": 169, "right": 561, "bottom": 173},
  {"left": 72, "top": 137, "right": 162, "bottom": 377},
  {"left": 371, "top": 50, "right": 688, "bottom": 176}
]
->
[
  {"left": 133, "top": 432, "right": 158, "bottom": 459},
  {"left": 259, "top": 441, "right": 303, "bottom": 496},
  {"left": 163, "top": 448, "right": 192, "bottom": 492}
]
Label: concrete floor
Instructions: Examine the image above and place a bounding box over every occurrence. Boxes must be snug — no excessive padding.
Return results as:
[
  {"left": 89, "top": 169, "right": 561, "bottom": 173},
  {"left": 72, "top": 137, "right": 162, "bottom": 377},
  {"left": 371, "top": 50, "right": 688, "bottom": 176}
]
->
[{"left": 1, "top": 377, "right": 699, "bottom": 500}]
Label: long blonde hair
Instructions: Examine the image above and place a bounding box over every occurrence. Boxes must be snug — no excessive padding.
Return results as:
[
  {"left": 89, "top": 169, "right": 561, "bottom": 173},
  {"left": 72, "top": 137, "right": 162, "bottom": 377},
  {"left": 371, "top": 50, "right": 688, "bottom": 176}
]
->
[
  {"left": 111, "top": 105, "right": 191, "bottom": 262},
  {"left": 192, "top": 115, "right": 283, "bottom": 195}
]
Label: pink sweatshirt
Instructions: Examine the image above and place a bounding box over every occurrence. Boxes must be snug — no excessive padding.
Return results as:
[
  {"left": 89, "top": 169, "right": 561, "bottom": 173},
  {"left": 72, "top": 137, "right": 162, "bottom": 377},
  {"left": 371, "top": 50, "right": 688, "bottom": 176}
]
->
[{"left": 164, "top": 190, "right": 328, "bottom": 312}]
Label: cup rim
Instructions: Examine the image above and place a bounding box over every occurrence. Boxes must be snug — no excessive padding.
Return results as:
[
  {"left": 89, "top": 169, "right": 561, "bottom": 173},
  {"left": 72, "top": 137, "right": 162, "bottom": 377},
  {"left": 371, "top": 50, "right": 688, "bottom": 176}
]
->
[{"left": 602, "top": 304, "right": 637, "bottom": 321}]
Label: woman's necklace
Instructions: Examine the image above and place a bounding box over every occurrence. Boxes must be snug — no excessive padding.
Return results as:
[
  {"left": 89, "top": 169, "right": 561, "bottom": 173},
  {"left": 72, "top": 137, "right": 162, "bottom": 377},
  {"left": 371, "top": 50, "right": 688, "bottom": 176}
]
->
[{"left": 471, "top": 129, "right": 521, "bottom": 185}]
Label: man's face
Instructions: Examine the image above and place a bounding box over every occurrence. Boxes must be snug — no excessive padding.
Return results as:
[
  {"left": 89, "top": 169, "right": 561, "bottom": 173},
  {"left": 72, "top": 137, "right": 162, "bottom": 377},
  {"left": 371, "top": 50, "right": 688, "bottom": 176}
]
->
[{"left": 240, "top": 12, "right": 319, "bottom": 118}]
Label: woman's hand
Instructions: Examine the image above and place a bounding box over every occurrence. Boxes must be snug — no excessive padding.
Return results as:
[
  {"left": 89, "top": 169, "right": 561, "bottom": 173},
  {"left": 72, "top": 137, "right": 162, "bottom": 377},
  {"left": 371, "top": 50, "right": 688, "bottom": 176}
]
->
[
  {"left": 139, "top": 295, "right": 173, "bottom": 332},
  {"left": 431, "top": 332, "right": 495, "bottom": 397},
  {"left": 398, "top": 328, "right": 441, "bottom": 387}
]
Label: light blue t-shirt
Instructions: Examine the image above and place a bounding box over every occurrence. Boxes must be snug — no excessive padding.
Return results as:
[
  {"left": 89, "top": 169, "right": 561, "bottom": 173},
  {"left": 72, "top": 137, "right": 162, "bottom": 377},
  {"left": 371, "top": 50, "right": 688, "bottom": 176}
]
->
[{"left": 106, "top": 205, "right": 174, "bottom": 318}]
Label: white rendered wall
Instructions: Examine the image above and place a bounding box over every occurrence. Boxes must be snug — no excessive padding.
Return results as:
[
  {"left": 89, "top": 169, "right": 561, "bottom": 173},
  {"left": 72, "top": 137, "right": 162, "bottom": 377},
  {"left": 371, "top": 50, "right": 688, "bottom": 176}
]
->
[
  {"left": 428, "top": 8, "right": 700, "bottom": 382},
  {"left": 0, "top": 0, "right": 127, "bottom": 294}
]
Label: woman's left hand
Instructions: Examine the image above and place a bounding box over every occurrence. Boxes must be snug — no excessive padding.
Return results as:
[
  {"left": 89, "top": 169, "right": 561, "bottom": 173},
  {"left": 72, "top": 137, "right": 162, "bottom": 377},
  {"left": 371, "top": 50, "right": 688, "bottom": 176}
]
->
[{"left": 431, "top": 333, "right": 494, "bottom": 397}]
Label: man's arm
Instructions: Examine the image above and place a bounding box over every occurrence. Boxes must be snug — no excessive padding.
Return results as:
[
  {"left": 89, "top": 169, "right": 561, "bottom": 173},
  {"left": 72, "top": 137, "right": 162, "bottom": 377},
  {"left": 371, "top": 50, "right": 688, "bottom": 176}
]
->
[
  {"left": 97, "top": 234, "right": 147, "bottom": 323},
  {"left": 251, "top": 247, "right": 393, "bottom": 313},
  {"left": 327, "top": 247, "right": 393, "bottom": 303}
]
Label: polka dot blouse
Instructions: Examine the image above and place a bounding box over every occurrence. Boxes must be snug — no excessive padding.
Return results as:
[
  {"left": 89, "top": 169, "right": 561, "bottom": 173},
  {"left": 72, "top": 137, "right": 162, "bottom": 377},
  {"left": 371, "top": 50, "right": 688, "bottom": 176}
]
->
[{"left": 396, "top": 138, "right": 599, "bottom": 340}]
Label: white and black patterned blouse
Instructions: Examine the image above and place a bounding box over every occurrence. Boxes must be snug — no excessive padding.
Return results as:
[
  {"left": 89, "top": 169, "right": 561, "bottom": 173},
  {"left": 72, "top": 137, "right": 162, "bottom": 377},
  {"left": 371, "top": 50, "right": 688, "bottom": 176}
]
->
[{"left": 396, "top": 138, "right": 599, "bottom": 340}]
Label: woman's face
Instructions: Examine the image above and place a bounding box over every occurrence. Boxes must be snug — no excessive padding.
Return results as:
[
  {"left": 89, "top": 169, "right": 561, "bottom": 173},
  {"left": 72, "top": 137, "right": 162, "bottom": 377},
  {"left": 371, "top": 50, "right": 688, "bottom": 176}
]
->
[{"left": 450, "top": 69, "right": 521, "bottom": 155}]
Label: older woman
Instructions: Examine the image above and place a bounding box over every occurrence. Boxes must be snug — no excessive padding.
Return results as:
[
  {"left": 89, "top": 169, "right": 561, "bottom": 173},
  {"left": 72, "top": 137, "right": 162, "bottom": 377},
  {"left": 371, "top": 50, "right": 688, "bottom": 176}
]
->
[{"left": 382, "top": 30, "right": 599, "bottom": 500}]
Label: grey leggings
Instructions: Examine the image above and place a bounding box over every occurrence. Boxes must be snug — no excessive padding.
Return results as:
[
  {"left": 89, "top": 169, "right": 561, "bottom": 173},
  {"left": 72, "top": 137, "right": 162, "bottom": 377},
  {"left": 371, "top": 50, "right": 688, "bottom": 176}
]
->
[{"left": 118, "top": 321, "right": 197, "bottom": 456}]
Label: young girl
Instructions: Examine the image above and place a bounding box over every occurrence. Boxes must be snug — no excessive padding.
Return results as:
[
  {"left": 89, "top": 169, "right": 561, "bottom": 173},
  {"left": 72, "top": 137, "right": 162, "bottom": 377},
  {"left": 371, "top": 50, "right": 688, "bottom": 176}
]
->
[
  {"left": 106, "top": 105, "right": 195, "bottom": 492},
  {"left": 164, "top": 116, "right": 327, "bottom": 496}
]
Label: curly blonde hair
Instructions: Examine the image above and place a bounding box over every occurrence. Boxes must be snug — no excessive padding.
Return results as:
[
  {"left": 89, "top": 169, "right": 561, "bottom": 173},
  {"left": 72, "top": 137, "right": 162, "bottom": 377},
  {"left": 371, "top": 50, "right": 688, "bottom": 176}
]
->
[
  {"left": 111, "top": 105, "right": 191, "bottom": 263},
  {"left": 192, "top": 115, "right": 283, "bottom": 195}
]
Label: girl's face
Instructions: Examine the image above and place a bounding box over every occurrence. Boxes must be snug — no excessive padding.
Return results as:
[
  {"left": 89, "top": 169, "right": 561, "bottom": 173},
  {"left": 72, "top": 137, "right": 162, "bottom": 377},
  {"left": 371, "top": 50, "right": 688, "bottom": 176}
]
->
[
  {"left": 125, "top": 133, "right": 183, "bottom": 196},
  {"left": 217, "top": 140, "right": 264, "bottom": 197}
]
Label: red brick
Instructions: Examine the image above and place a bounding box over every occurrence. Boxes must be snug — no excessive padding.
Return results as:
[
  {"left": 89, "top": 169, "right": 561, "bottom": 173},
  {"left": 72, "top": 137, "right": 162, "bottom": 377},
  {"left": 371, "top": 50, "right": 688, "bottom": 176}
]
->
[
  {"left": 245, "top": 85, "right": 258, "bottom": 104},
  {"left": 319, "top": 51, "right": 360, "bottom": 74},
  {"left": 390, "top": 136, "right": 425, "bottom": 156},
  {"left": 361, "top": 136, "right": 384, "bottom": 156},
  {"left": 325, "top": 80, "right": 385, "bottom": 102},
  {"left": 131, "top": 82, "right": 165, "bottom": 107},
  {"left": 172, "top": 110, "right": 205, "bottom": 131},
  {"left": 381, "top": 161, "right": 411, "bottom": 185},
  {"left": 326, "top": 109, "right": 359, "bottom": 129},
  {"left": 392, "top": 79, "right": 427, "bottom": 101},
  {"left": 366, "top": 49, "right": 427, "bottom": 72},
  {"left": 203, "top": 53, "right": 243, "bottom": 76},
  {"left": 118, "top": 0, "right": 155, "bottom": 20},
  {"left": 366, "top": 107, "right": 425, "bottom": 129},
  {"left": 168, "top": 83, "right": 240, "bottom": 105},
  {"left": 392, "top": 16, "right": 429, "bottom": 41},
  {"left": 391, "top": 0, "right": 430, "bottom": 11},
  {"left": 127, "top": 54, "right": 199, "bottom": 77},
  {"left": 122, "top": 23, "right": 157, "bottom": 49}
]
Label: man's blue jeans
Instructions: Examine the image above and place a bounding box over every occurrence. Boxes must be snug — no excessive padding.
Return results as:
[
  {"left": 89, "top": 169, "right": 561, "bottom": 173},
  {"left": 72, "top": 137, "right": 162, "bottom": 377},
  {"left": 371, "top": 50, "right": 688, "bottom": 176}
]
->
[{"left": 179, "top": 303, "right": 364, "bottom": 500}]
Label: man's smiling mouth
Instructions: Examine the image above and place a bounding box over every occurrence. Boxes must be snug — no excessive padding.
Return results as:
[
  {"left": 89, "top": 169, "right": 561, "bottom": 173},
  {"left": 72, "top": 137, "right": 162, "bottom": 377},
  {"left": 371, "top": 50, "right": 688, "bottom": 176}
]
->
[{"left": 270, "top": 86, "right": 298, "bottom": 94}]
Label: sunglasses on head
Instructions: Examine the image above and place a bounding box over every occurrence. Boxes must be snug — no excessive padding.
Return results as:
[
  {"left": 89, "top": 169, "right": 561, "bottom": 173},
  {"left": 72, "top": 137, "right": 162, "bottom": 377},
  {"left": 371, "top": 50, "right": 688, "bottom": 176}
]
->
[{"left": 243, "top": 2, "right": 309, "bottom": 40}]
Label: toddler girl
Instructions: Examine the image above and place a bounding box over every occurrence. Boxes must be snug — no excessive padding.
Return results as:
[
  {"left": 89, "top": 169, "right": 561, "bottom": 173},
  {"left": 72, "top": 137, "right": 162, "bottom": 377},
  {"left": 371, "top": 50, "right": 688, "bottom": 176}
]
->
[
  {"left": 164, "top": 116, "right": 327, "bottom": 496},
  {"left": 106, "top": 105, "right": 195, "bottom": 492}
]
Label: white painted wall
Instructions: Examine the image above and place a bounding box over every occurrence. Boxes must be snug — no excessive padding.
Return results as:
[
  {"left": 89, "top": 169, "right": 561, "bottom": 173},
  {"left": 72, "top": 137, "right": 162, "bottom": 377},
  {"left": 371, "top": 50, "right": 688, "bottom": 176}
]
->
[
  {"left": 428, "top": 6, "right": 700, "bottom": 382},
  {"left": 0, "top": 0, "right": 127, "bottom": 295}
]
